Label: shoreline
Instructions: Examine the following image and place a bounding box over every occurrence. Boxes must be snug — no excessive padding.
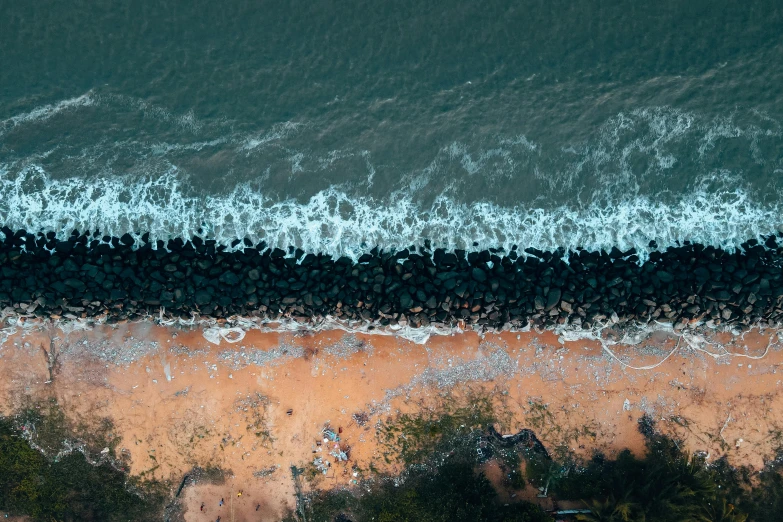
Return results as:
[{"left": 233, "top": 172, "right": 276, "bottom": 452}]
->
[
  {"left": 2, "top": 229, "right": 783, "bottom": 332},
  {"left": 2, "top": 322, "right": 782, "bottom": 520}
]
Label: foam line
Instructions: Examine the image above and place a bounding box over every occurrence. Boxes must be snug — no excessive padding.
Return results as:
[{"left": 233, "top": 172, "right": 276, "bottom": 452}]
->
[
  {"left": 0, "top": 92, "right": 95, "bottom": 139},
  {"left": 0, "top": 167, "right": 781, "bottom": 260}
]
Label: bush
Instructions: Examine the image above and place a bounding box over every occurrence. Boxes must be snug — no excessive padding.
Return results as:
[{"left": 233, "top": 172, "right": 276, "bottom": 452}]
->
[
  {"left": 0, "top": 417, "right": 165, "bottom": 521},
  {"left": 560, "top": 419, "right": 749, "bottom": 522},
  {"left": 295, "top": 461, "right": 550, "bottom": 522}
]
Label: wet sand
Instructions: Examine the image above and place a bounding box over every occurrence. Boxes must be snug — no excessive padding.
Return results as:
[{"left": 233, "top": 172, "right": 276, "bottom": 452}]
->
[{"left": 1, "top": 322, "right": 782, "bottom": 521}]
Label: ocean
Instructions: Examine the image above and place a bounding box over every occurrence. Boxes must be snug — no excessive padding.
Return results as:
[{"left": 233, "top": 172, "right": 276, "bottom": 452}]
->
[{"left": 2, "top": 0, "right": 782, "bottom": 259}]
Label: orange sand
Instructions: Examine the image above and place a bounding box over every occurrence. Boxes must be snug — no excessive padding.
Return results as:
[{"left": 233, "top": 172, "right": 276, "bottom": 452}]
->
[{"left": 1, "top": 322, "right": 782, "bottom": 520}]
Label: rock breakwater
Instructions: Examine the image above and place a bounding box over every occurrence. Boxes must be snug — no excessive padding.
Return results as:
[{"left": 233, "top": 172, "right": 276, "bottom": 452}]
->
[{"left": 1, "top": 228, "right": 783, "bottom": 331}]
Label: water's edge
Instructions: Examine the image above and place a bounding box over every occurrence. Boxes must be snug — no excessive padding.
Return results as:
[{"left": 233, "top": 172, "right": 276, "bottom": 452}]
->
[{"left": 2, "top": 229, "right": 783, "bottom": 343}]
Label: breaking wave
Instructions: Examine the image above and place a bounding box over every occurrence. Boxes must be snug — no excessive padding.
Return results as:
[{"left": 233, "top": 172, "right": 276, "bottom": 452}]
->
[{"left": 0, "top": 166, "right": 780, "bottom": 260}]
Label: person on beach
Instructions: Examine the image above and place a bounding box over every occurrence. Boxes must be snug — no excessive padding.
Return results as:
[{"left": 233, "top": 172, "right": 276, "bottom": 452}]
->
[
  {"left": 200, "top": 502, "right": 205, "bottom": 511},
  {"left": 219, "top": 498, "right": 224, "bottom": 506},
  {"left": 237, "top": 490, "right": 243, "bottom": 497},
  {"left": 256, "top": 503, "right": 261, "bottom": 511}
]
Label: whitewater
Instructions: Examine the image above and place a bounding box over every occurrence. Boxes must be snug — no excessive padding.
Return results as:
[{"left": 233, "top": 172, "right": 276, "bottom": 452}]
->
[{"left": 0, "top": 166, "right": 781, "bottom": 261}]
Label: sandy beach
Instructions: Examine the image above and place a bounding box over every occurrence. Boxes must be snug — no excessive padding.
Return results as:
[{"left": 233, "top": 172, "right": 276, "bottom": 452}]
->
[{"left": 1, "top": 321, "right": 782, "bottom": 520}]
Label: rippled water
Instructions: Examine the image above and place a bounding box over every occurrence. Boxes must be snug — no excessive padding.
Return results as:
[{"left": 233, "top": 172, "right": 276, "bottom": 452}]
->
[{"left": 2, "top": 0, "right": 782, "bottom": 256}]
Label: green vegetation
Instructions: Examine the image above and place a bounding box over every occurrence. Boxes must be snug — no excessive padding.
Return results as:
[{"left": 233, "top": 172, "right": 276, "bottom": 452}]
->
[
  {"left": 288, "top": 397, "right": 783, "bottom": 522},
  {"left": 6, "top": 392, "right": 783, "bottom": 522},
  {"left": 286, "top": 460, "right": 550, "bottom": 522},
  {"left": 377, "top": 392, "right": 501, "bottom": 466},
  {"left": 288, "top": 393, "right": 549, "bottom": 522},
  {"left": 0, "top": 403, "right": 166, "bottom": 521},
  {"left": 539, "top": 415, "right": 783, "bottom": 522},
  {"left": 568, "top": 439, "right": 747, "bottom": 522}
]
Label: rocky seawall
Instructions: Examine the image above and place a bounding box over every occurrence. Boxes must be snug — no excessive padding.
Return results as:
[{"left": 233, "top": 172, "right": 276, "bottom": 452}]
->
[{"left": 2, "top": 228, "right": 783, "bottom": 331}]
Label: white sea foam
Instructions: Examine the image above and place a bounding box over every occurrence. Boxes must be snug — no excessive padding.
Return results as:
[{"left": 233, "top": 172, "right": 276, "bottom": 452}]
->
[
  {"left": 0, "top": 92, "right": 95, "bottom": 139},
  {"left": 2, "top": 95, "right": 781, "bottom": 259},
  {"left": 0, "top": 166, "right": 780, "bottom": 261}
]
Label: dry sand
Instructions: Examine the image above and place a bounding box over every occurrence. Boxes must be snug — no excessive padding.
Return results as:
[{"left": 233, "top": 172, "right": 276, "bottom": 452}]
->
[{"left": 1, "top": 320, "right": 783, "bottom": 521}]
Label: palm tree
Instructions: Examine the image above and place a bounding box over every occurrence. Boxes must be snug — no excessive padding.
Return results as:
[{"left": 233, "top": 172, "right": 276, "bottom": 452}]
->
[
  {"left": 577, "top": 492, "right": 640, "bottom": 522},
  {"left": 632, "top": 452, "right": 716, "bottom": 520},
  {"left": 696, "top": 498, "right": 748, "bottom": 522}
]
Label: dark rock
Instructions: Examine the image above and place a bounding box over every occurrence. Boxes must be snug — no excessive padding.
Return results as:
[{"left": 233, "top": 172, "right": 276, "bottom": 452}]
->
[
  {"left": 120, "top": 233, "right": 135, "bottom": 246},
  {"left": 439, "top": 253, "right": 458, "bottom": 266},
  {"left": 195, "top": 289, "right": 212, "bottom": 305},
  {"left": 0, "top": 226, "right": 779, "bottom": 330},
  {"left": 714, "top": 290, "right": 731, "bottom": 301},
  {"left": 471, "top": 267, "right": 487, "bottom": 282},
  {"left": 545, "top": 288, "right": 561, "bottom": 311},
  {"left": 219, "top": 272, "right": 240, "bottom": 285},
  {"left": 64, "top": 278, "right": 86, "bottom": 291}
]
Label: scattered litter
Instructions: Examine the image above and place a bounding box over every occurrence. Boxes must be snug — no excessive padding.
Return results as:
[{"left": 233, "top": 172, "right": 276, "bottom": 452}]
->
[
  {"left": 352, "top": 411, "right": 369, "bottom": 426},
  {"left": 323, "top": 429, "right": 340, "bottom": 442},
  {"left": 313, "top": 456, "right": 330, "bottom": 474},
  {"left": 330, "top": 448, "right": 348, "bottom": 461},
  {"left": 623, "top": 399, "right": 631, "bottom": 411},
  {"left": 217, "top": 342, "right": 303, "bottom": 369}
]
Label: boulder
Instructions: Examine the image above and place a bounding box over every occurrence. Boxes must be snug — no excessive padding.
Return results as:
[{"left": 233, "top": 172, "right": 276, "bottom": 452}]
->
[
  {"left": 219, "top": 272, "right": 240, "bottom": 285},
  {"left": 471, "top": 267, "right": 487, "bottom": 282},
  {"left": 195, "top": 289, "right": 212, "bottom": 305},
  {"left": 545, "top": 288, "right": 561, "bottom": 311}
]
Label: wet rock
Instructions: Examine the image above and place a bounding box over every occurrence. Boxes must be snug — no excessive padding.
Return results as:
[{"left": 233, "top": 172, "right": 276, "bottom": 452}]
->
[
  {"left": 195, "top": 289, "right": 212, "bottom": 305},
  {"left": 0, "top": 227, "right": 781, "bottom": 330},
  {"left": 714, "top": 290, "right": 731, "bottom": 301},
  {"left": 545, "top": 288, "right": 561, "bottom": 311},
  {"left": 64, "top": 278, "right": 86, "bottom": 291},
  {"left": 219, "top": 272, "right": 240, "bottom": 285}
]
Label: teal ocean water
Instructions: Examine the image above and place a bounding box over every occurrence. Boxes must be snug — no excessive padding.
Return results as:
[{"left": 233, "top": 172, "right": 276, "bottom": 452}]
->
[{"left": 1, "top": 0, "right": 782, "bottom": 258}]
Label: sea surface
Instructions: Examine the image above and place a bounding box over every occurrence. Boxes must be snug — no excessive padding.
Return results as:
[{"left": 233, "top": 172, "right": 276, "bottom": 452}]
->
[{"left": 1, "top": 0, "right": 782, "bottom": 259}]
